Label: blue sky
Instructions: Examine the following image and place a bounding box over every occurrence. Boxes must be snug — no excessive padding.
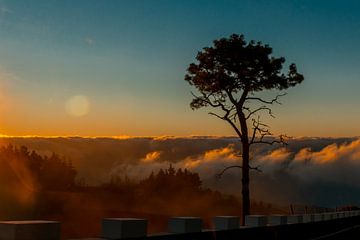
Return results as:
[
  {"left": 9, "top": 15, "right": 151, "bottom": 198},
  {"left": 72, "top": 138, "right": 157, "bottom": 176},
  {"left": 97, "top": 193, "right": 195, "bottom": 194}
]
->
[{"left": 0, "top": 0, "right": 360, "bottom": 136}]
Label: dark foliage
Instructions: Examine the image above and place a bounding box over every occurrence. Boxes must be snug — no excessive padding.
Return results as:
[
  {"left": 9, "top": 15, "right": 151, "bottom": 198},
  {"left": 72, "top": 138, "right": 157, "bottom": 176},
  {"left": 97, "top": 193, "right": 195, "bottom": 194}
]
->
[
  {"left": 0, "top": 144, "right": 77, "bottom": 191},
  {"left": 185, "top": 34, "right": 303, "bottom": 100}
]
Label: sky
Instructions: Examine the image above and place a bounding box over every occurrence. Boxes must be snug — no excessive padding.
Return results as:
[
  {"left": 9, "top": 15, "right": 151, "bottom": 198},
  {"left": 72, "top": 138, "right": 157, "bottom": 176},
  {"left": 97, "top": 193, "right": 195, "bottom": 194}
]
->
[{"left": 0, "top": 0, "right": 360, "bottom": 137}]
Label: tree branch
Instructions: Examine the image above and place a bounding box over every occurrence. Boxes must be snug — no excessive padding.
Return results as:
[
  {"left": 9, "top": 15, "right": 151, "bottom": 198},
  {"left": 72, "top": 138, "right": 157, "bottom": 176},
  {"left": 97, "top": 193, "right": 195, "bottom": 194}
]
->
[
  {"left": 249, "top": 116, "right": 288, "bottom": 146},
  {"left": 216, "top": 164, "right": 262, "bottom": 180},
  {"left": 244, "top": 105, "right": 275, "bottom": 120},
  {"left": 191, "top": 92, "right": 242, "bottom": 138},
  {"left": 251, "top": 134, "right": 288, "bottom": 146},
  {"left": 246, "top": 92, "right": 287, "bottom": 105}
]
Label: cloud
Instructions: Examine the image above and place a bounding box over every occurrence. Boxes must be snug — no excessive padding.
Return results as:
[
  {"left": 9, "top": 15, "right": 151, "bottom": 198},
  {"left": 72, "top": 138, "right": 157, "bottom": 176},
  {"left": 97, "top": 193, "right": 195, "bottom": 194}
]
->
[
  {"left": 141, "top": 151, "right": 162, "bottom": 163},
  {"left": 182, "top": 144, "right": 239, "bottom": 168},
  {"left": 108, "top": 161, "right": 168, "bottom": 181},
  {"left": 258, "top": 147, "right": 292, "bottom": 163},
  {"left": 2, "top": 136, "right": 360, "bottom": 206},
  {"left": 293, "top": 139, "right": 360, "bottom": 164}
]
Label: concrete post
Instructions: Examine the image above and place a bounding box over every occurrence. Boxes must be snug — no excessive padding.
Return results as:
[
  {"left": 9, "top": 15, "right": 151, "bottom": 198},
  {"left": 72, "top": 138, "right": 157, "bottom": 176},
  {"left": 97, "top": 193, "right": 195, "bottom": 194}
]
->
[
  {"left": 213, "top": 216, "right": 240, "bottom": 230},
  {"left": 102, "top": 218, "right": 147, "bottom": 239},
  {"left": 268, "top": 215, "right": 287, "bottom": 226},
  {"left": 168, "top": 217, "right": 202, "bottom": 233},
  {"left": 0, "top": 220, "right": 60, "bottom": 240},
  {"left": 244, "top": 215, "right": 267, "bottom": 227}
]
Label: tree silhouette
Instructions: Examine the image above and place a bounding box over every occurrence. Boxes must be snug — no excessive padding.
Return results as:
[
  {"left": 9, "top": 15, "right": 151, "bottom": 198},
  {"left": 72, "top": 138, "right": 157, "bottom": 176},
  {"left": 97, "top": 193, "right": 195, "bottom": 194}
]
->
[
  {"left": 0, "top": 145, "right": 77, "bottom": 191},
  {"left": 185, "top": 34, "right": 304, "bottom": 223}
]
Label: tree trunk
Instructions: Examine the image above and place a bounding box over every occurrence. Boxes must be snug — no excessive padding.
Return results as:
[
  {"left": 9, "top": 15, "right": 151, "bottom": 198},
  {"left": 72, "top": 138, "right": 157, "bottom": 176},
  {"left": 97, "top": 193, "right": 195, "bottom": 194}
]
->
[
  {"left": 239, "top": 111, "right": 250, "bottom": 225},
  {"left": 241, "top": 141, "right": 250, "bottom": 225}
]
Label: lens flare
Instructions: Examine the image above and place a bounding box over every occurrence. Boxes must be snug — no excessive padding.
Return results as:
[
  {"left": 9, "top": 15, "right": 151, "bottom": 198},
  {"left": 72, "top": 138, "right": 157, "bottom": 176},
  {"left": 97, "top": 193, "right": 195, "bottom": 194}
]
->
[{"left": 65, "top": 95, "right": 90, "bottom": 117}]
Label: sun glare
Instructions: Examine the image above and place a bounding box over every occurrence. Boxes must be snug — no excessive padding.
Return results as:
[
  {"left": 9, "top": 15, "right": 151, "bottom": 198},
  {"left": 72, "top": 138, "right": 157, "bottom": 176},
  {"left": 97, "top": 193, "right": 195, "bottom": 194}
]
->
[{"left": 65, "top": 95, "right": 90, "bottom": 117}]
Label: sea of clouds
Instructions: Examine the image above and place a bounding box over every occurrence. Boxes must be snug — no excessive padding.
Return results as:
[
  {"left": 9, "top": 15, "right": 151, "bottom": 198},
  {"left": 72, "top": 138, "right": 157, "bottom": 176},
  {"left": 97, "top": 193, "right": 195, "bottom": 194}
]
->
[{"left": 1, "top": 136, "right": 360, "bottom": 207}]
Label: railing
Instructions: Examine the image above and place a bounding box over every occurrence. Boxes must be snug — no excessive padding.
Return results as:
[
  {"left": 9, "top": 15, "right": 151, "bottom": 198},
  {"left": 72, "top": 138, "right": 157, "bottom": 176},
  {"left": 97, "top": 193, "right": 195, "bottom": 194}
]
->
[{"left": 1, "top": 211, "right": 360, "bottom": 240}]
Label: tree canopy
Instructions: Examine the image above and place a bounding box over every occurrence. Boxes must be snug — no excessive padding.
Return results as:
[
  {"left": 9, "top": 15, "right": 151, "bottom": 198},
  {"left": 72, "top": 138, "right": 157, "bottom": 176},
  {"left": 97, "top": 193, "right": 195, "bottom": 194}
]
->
[
  {"left": 185, "top": 34, "right": 304, "bottom": 223},
  {"left": 186, "top": 34, "right": 303, "bottom": 103}
]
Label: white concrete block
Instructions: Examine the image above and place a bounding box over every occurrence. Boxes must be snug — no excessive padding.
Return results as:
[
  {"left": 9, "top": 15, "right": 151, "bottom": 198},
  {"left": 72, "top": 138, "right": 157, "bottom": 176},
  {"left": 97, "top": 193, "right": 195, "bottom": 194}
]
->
[
  {"left": 302, "top": 214, "right": 313, "bottom": 223},
  {"left": 287, "top": 215, "right": 303, "bottom": 224},
  {"left": 244, "top": 215, "right": 267, "bottom": 227},
  {"left": 102, "top": 218, "right": 147, "bottom": 239},
  {"left": 213, "top": 216, "right": 240, "bottom": 230},
  {"left": 68, "top": 239, "right": 105, "bottom": 240},
  {"left": 0, "top": 220, "right": 60, "bottom": 240},
  {"left": 313, "top": 214, "right": 323, "bottom": 222},
  {"left": 268, "top": 215, "right": 287, "bottom": 226},
  {"left": 322, "top": 213, "right": 334, "bottom": 220},
  {"left": 168, "top": 217, "right": 202, "bottom": 233}
]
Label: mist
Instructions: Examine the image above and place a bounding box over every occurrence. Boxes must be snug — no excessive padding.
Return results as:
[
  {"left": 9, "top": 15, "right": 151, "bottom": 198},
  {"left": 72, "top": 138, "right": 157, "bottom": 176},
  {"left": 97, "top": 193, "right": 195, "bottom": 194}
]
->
[{"left": 1, "top": 136, "right": 359, "bottom": 207}]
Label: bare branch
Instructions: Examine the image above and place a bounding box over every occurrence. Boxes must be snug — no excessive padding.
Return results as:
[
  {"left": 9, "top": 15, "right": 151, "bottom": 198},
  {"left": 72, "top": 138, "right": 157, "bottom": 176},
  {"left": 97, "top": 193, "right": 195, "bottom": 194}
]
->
[
  {"left": 244, "top": 105, "right": 275, "bottom": 120},
  {"left": 249, "top": 115, "right": 288, "bottom": 147},
  {"left": 251, "top": 134, "right": 288, "bottom": 146},
  {"left": 246, "top": 92, "right": 287, "bottom": 105},
  {"left": 192, "top": 92, "right": 242, "bottom": 138},
  {"left": 208, "top": 112, "right": 224, "bottom": 120},
  {"left": 216, "top": 164, "right": 262, "bottom": 180}
]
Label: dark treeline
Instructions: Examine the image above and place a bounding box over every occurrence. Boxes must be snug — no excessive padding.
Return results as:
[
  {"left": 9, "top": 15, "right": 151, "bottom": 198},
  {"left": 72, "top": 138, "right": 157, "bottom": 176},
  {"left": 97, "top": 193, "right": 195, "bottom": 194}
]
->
[
  {"left": 102, "top": 165, "right": 203, "bottom": 196},
  {"left": 0, "top": 145, "right": 77, "bottom": 191}
]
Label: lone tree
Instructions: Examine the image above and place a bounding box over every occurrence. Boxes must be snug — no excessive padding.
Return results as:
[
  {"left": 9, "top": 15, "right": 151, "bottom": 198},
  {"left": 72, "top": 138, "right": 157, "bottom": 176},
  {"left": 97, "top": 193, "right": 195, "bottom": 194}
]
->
[{"left": 185, "top": 34, "right": 304, "bottom": 223}]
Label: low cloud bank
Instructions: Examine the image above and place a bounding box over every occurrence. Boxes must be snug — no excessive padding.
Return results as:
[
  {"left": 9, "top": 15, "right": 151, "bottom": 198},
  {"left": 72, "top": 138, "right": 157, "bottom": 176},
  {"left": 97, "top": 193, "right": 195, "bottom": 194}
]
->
[{"left": 1, "top": 136, "right": 360, "bottom": 207}]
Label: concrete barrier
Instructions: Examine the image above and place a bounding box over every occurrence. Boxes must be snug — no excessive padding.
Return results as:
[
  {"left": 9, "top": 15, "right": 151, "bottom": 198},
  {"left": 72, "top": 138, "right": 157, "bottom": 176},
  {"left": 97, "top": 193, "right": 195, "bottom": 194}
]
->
[
  {"left": 287, "top": 215, "right": 303, "bottom": 224},
  {"left": 302, "top": 214, "right": 314, "bottom": 223},
  {"left": 313, "top": 214, "right": 323, "bottom": 222},
  {"left": 102, "top": 218, "right": 147, "bottom": 239},
  {"left": 213, "top": 216, "right": 240, "bottom": 230},
  {"left": 68, "top": 239, "right": 105, "bottom": 240},
  {"left": 168, "top": 217, "right": 202, "bottom": 233},
  {"left": 268, "top": 215, "right": 287, "bottom": 226},
  {"left": 244, "top": 215, "right": 267, "bottom": 227},
  {"left": 323, "top": 213, "right": 334, "bottom": 221},
  {"left": 3, "top": 211, "right": 359, "bottom": 240},
  {"left": 0, "top": 220, "right": 60, "bottom": 240}
]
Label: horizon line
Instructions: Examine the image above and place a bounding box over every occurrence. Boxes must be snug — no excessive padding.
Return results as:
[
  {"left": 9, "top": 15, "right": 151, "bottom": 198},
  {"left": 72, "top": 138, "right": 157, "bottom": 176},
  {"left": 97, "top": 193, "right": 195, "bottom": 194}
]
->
[{"left": 0, "top": 134, "right": 358, "bottom": 140}]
